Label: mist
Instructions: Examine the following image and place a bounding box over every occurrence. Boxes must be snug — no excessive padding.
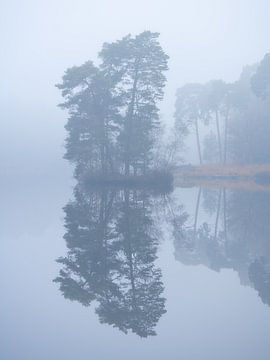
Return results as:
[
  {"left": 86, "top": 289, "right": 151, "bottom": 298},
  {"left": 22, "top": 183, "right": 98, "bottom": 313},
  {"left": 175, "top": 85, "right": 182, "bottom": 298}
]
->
[
  {"left": 1, "top": 0, "right": 270, "bottom": 178},
  {"left": 2, "top": 2, "right": 270, "bottom": 359}
]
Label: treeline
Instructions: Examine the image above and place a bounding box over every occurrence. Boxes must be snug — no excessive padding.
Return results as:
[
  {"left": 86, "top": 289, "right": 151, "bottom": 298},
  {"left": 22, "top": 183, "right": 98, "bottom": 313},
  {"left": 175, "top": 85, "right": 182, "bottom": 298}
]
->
[
  {"left": 58, "top": 33, "right": 270, "bottom": 172},
  {"left": 57, "top": 31, "right": 169, "bottom": 179},
  {"left": 174, "top": 53, "right": 270, "bottom": 164}
]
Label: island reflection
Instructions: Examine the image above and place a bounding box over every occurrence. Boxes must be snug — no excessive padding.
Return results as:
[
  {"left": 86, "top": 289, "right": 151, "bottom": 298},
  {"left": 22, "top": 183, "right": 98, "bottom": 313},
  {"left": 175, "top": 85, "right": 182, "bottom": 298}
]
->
[
  {"left": 55, "top": 184, "right": 270, "bottom": 337},
  {"left": 54, "top": 184, "right": 167, "bottom": 337}
]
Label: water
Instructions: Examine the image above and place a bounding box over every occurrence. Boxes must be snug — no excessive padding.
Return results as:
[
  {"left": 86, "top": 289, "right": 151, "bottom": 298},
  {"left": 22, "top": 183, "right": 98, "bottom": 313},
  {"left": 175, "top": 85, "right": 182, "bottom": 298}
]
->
[{"left": 1, "top": 177, "right": 270, "bottom": 360}]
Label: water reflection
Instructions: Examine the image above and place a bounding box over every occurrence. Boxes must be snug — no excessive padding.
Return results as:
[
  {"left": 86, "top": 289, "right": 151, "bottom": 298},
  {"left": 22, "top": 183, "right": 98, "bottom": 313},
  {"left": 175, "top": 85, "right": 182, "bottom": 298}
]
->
[
  {"left": 55, "top": 184, "right": 270, "bottom": 337},
  {"left": 54, "top": 185, "right": 166, "bottom": 337},
  {"left": 174, "top": 188, "right": 270, "bottom": 306}
]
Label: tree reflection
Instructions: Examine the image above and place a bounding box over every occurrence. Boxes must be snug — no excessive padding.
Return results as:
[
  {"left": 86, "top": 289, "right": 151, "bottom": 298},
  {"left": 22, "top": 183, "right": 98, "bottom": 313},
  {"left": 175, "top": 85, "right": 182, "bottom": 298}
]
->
[
  {"left": 55, "top": 182, "right": 270, "bottom": 334},
  {"left": 54, "top": 185, "right": 166, "bottom": 337},
  {"left": 173, "top": 187, "right": 270, "bottom": 306},
  {"left": 249, "top": 258, "right": 270, "bottom": 306}
]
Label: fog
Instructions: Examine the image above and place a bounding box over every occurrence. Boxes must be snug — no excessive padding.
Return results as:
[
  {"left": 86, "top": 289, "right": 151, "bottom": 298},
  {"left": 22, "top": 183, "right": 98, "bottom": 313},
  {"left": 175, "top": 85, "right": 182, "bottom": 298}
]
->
[
  {"left": 1, "top": 0, "right": 270, "bottom": 178},
  {"left": 2, "top": 3, "right": 270, "bottom": 359}
]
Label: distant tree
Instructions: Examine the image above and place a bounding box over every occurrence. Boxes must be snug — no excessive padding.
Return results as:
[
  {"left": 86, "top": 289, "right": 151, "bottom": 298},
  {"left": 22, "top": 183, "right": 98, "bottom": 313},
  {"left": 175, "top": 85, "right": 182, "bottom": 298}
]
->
[
  {"left": 251, "top": 53, "right": 270, "bottom": 99},
  {"left": 174, "top": 83, "right": 206, "bottom": 164},
  {"left": 228, "top": 64, "right": 270, "bottom": 163},
  {"left": 174, "top": 79, "right": 234, "bottom": 165},
  {"left": 203, "top": 80, "right": 231, "bottom": 164},
  {"left": 100, "top": 31, "right": 169, "bottom": 175},
  {"left": 203, "top": 131, "right": 219, "bottom": 163}
]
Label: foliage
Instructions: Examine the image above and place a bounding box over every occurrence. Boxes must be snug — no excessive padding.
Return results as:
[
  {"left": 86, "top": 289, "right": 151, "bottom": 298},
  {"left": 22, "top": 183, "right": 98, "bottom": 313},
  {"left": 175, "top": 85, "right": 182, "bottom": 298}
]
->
[
  {"left": 57, "top": 32, "right": 169, "bottom": 178},
  {"left": 174, "top": 53, "right": 270, "bottom": 165}
]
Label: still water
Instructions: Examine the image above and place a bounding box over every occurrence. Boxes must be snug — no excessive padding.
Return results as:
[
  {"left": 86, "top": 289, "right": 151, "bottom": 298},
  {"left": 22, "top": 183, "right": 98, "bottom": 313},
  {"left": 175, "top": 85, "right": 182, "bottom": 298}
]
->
[{"left": 1, "top": 177, "right": 270, "bottom": 360}]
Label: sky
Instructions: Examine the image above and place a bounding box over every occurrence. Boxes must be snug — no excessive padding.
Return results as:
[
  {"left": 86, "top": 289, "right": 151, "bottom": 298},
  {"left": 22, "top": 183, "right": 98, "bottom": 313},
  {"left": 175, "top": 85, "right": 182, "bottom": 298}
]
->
[{"left": 1, "top": 0, "right": 270, "bottom": 174}]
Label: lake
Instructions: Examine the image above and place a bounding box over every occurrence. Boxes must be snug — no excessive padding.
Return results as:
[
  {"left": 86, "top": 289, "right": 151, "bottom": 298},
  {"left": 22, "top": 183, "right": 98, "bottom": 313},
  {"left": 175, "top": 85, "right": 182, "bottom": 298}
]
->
[{"left": 1, "top": 177, "right": 270, "bottom": 360}]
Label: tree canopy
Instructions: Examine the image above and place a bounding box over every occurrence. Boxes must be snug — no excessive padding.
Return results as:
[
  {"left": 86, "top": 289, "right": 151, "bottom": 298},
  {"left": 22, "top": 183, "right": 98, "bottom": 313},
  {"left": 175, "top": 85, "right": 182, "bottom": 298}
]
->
[{"left": 56, "top": 31, "right": 169, "bottom": 179}]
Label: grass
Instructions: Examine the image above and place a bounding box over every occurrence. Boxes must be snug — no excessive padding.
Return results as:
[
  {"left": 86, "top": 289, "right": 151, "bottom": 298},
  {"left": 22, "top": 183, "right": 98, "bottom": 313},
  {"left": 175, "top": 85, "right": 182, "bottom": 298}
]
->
[
  {"left": 173, "top": 163, "right": 270, "bottom": 191},
  {"left": 174, "top": 163, "right": 270, "bottom": 178}
]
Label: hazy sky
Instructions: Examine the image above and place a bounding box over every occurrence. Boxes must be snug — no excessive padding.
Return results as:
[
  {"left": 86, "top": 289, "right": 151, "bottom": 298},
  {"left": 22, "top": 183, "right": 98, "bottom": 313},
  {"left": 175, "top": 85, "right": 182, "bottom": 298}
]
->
[{"left": 1, "top": 0, "right": 270, "bottom": 173}]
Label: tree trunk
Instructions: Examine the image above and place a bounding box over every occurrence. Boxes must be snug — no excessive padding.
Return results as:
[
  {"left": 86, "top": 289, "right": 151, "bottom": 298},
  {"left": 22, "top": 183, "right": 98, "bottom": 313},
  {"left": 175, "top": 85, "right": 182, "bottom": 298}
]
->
[
  {"left": 223, "top": 188, "right": 227, "bottom": 242},
  {"left": 195, "top": 117, "right": 202, "bottom": 165},
  {"left": 193, "top": 187, "right": 202, "bottom": 238},
  {"left": 215, "top": 110, "right": 222, "bottom": 163},
  {"left": 100, "top": 143, "right": 106, "bottom": 175},
  {"left": 124, "top": 61, "right": 140, "bottom": 176},
  {"left": 214, "top": 188, "right": 222, "bottom": 241},
  {"left": 124, "top": 189, "right": 137, "bottom": 308},
  {"left": 223, "top": 107, "right": 229, "bottom": 164}
]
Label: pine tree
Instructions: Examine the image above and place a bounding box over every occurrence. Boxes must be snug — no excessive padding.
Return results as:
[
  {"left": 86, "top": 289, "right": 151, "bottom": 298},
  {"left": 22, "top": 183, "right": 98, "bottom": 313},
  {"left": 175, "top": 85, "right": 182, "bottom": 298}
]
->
[
  {"left": 56, "top": 61, "right": 120, "bottom": 177},
  {"left": 100, "top": 31, "right": 169, "bottom": 175}
]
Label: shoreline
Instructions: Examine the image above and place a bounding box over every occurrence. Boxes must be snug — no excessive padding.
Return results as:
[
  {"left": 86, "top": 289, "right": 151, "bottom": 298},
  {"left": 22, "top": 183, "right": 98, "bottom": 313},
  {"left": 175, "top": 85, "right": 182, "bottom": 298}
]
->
[
  {"left": 173, "top": 163, "right": 270, "bottom": 178},
  {"left": 173, "top": 163, "right": 270, "bottom": 191},
  {"left": 81, "top": 164, "right": 270, "bottom": 192}
]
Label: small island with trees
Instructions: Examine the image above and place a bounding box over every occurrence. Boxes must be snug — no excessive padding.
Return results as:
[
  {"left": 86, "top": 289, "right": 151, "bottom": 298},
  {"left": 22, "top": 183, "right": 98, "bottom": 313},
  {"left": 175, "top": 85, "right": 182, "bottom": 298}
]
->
[
  {"left": 56, "top": 31, "right": 173, "bottom": 188},
  {"left": 54, "top": 31, "right": 270, "bottom": 338},
  {"left": 57, "top": 31, "right": 270, "bottom": 189}
]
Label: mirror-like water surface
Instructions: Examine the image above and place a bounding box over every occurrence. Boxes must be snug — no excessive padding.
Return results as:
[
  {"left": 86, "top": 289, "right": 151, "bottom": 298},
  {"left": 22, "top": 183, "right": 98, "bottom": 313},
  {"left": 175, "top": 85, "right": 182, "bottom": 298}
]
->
[{"left": 2, "top": 179, "right": 270, "bottom": 360}]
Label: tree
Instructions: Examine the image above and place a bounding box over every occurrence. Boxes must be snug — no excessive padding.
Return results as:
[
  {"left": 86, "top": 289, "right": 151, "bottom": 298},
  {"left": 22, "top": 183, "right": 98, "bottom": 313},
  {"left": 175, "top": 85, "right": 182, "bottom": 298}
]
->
[
  {"left": 100, "top": 31, "right": 169, "bottom": 175},
  {"left": 175, "top": 80, "right": 234, "bottom": 165},
  {"left": 203, "top": 131, "right": 219, "bottom": 163},
  {"left": 57, "top": 32, "right": 169, "bottom": 179},
  {"left": 203, "top": 80, "right": 230, "bottom": 164},
  {"left": 228, "top": 64, "right": 270, "bottom": 164},
  {"left": 56, "top": 61, "right": 121, "bottom": 178},
  {"left": 251, "top": 53, "right": 270, "bottom": 99},
  {"left": 174, "top": 83, "right": 206, "bottom": 164}
]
